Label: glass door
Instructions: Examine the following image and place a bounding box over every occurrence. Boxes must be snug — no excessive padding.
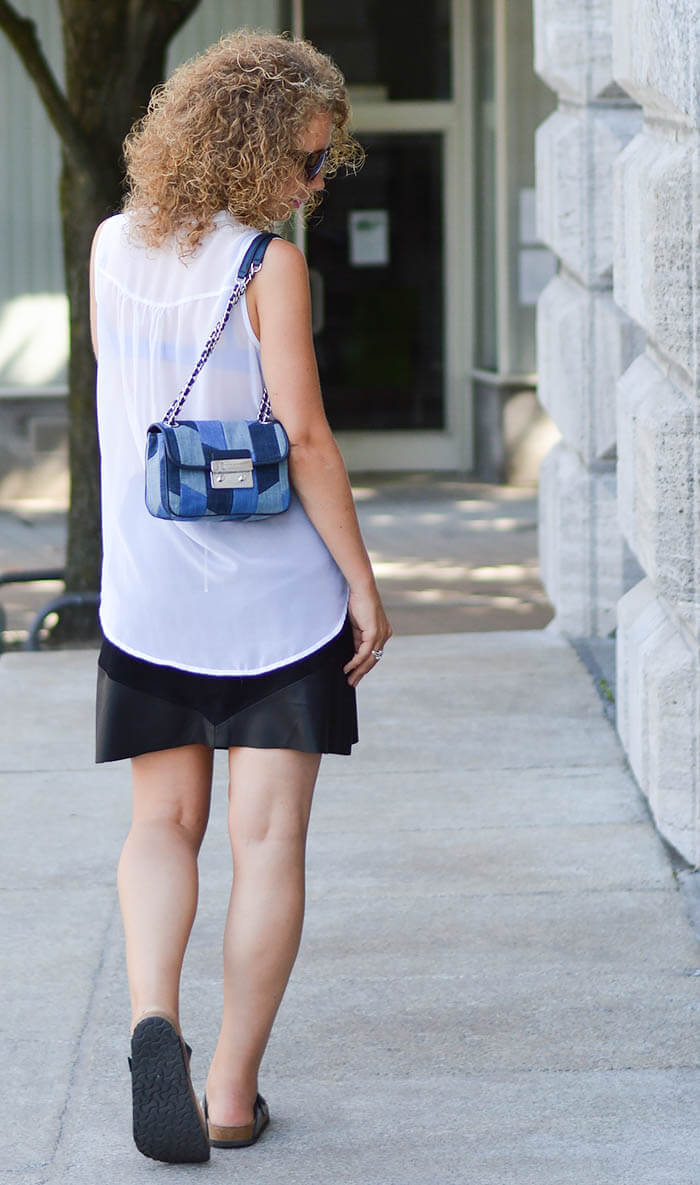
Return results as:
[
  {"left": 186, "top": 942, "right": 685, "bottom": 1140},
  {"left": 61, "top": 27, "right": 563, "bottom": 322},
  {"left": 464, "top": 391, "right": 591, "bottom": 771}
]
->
[
  {"left": 284, "top": 0, "right": 471, "bottom": 470},
  {"left": 307, "top": 132, "right": 444, "bottom": 432}
]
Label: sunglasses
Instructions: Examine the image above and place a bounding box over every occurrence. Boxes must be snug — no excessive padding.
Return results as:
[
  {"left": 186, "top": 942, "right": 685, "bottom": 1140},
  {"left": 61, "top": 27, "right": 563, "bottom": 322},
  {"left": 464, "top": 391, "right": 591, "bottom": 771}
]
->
[{"left": 303, "top": 146, "right": 329, "bottom": 181}]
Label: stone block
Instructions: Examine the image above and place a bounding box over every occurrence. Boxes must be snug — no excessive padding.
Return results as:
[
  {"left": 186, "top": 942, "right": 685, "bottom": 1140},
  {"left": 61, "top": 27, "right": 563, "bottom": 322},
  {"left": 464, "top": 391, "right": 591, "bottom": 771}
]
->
[
  {"left": 536, "top": 105, "right": 642, "bottom": 283},
  {"left": 537, "top": 273, "right": 644, "bottom": 462},
  {"left": 617, "top": 579, "right": 699, "bottom": 865},
  {"left": 534, "top": 0, "right": 626, "bottom": 102},
  {"left": 613, "top": 131, "right": 696, "bottom": 378},
  {"left": 617, "top": 353, "right": 696, "bottom": 626},
  {"left": 615, "top": 576, "right": 661, "bottom": 786},
  {"left": 538, "top": 440, "right": 642, "bottom": 635},
  {"left": 613, "top": 0, "right": 699, "bottom": 123}
]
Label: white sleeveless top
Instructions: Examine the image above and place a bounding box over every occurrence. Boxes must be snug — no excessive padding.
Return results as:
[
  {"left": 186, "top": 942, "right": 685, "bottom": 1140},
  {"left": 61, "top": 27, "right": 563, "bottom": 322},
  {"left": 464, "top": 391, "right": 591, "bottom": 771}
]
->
[{"left": 93, "top": 212, "right": 348, "bottom": 674}]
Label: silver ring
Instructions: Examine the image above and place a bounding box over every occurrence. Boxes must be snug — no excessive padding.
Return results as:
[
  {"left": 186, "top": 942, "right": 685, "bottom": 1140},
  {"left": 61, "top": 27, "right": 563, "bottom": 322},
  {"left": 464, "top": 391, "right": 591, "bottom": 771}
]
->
[{"left": 371, "top": 648, "right": 384, "bottom": 660}]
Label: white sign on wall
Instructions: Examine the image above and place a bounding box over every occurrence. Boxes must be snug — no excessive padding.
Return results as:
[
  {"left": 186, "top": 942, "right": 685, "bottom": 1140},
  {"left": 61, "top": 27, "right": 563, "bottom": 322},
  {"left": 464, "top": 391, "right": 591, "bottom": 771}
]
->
[{"left": 348, "top": 210, "right": 390, "bottom": 267}]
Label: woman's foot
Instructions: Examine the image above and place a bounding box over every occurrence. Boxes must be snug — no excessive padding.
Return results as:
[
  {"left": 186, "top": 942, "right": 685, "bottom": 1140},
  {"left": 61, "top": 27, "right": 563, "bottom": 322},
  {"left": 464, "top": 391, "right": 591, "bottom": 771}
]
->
[
  {"left": 203, "top": 1091, "right": 270, "bottom": 1148},
  {"left": 202, "top": 1076, "right": 257, "bottom": 1128},
  {"left": 129, "top": 1014, "right": 210, "bottom": 1163}
]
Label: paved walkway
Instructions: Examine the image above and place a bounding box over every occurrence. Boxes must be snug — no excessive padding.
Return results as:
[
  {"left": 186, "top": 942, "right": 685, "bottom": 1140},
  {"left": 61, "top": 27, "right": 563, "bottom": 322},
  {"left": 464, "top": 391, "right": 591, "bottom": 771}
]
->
[
  {"left": 0, "top": 481, "right": 698, "bottom": 1183},
  {"left": 1, "top": 630, "right": 699, "bottom": 1184}
]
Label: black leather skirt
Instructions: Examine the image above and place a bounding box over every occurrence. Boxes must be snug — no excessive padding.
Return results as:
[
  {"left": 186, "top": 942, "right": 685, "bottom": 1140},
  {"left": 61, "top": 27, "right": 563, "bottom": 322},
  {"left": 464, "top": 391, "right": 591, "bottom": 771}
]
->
[{"left": 95, "top": 618, "right": 358, "bottom": 763}]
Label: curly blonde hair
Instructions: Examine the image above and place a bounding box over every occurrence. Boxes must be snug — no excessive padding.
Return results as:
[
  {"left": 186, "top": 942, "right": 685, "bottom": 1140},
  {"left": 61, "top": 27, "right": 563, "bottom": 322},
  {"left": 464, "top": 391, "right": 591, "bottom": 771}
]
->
[{"left": 123, "top": 30, "right": 363, "bottom": 254}]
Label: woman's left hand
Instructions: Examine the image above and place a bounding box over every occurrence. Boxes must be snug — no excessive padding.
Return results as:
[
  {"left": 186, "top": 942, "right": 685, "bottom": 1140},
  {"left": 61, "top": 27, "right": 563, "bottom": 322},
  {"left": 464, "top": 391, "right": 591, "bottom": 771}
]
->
[{"left": 343, "top": 584, "right": 392, "bottom": 687}]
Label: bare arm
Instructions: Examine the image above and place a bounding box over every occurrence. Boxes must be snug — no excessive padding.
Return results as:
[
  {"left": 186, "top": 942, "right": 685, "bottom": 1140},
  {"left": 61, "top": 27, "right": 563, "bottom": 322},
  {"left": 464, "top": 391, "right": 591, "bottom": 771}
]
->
[
  {"left": 89, "top": 221, "right": 106, "bottom": 361},
  {"left": 249, "top": 239, "right": 391, "bottom": 685}
]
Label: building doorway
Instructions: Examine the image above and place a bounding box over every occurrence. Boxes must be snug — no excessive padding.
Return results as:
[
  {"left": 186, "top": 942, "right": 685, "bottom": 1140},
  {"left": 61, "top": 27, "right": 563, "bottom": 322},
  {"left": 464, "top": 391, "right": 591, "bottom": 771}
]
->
[{"left": 285, "top": 0, "right": 471, "bottom": 470}]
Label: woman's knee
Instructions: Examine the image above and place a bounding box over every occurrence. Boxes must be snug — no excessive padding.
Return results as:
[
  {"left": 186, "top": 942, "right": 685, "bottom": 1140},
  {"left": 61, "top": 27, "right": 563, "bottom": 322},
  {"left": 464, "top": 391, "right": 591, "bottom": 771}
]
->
[
  {"left": 132, "top": 805, "right": 210, "bottom": 852},
  {"left": 226, "top": 748, "right": 320, "bottom": 851},
  {"left": 228, "top": 803, "right": 311, "bottom": 854},
  {"left": 130, "top": 745, "right": 213, "bottom": 845}
]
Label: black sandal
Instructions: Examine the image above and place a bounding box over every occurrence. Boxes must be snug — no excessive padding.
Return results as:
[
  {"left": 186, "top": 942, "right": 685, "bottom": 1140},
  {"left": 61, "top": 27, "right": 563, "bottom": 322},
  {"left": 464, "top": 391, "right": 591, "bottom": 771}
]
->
[
  {"left": 203, "top": 1091, "right": 270, "bottom": 1148},
  {"left": 128, "top": 1013, "right": 210, "bottom": 1163}
]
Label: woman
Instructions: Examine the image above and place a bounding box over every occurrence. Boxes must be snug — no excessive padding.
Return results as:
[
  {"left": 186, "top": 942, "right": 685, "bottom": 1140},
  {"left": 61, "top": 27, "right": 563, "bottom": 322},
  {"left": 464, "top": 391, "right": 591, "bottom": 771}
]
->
[{"left": 90, "top": 31, "right": 391, "bottom": 1164}]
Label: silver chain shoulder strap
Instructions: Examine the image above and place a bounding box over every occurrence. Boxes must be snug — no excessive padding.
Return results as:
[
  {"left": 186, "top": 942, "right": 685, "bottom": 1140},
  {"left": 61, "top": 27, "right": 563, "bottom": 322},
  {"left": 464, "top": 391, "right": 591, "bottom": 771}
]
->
[{"left": 162, "top": 235, "right": 275, "bottom": 427}]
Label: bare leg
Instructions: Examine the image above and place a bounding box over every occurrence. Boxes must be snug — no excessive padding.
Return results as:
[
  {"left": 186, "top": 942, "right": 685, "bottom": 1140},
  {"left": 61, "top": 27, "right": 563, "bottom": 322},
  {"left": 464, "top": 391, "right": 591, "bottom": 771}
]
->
[
  {"left": 205, "top": 746, "right": 321, "bottom": 1126},
  {"left": 118, "top": 744, "right": 213, "bottom": 1030}
]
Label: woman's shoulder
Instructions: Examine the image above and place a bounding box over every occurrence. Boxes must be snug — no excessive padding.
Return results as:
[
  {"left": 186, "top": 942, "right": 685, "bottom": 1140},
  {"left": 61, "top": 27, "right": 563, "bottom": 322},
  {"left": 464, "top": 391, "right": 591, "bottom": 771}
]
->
[
  {"left": 93, "top": 212, "right": 161, "bottom": 281},
  {"left": 91, "top": 212, "right": 126, "bottom": 258},
  {"left": 256, "top": 236, "right": 308, "bottom": 286}
]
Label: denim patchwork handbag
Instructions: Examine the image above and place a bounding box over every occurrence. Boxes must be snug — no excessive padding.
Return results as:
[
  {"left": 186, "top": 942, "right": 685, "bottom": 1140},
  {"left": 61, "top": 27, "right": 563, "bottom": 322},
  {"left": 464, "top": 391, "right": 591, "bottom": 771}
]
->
[{"left": 145, "top": 232, "right": 290, "bottom": 522}]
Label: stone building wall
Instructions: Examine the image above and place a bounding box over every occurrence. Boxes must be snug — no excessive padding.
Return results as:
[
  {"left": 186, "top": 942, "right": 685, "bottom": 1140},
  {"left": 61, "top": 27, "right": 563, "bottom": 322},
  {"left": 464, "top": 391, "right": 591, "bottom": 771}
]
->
[
  {"left": 613, "top": 0, "right": 699, "bottom": 865},
  {"left": 534, "top": 0, "right": 644, "bottom": 637},
  {"left": 534, "top": 0, "right": 699, "bottom": 864}
]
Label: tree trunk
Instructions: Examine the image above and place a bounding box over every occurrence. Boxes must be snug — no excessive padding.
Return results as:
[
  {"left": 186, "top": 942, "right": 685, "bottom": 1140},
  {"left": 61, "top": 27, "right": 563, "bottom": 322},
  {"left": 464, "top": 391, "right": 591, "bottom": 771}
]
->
[
  {"left": 0, "top": 0, "right": 202, "bottom": 636},
  {"left": 54, "top": 0, "right": 201, "bottom": 637},
  {"left": 59, "top": 161, "right": 115, "bottom": 616}
]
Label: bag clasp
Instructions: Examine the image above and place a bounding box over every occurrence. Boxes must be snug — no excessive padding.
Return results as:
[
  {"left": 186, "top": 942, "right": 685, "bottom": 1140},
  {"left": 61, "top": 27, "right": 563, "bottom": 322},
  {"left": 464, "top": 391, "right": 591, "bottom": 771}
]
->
[{"left": 210, "top": 458, "right": 254, "bottom": 488}]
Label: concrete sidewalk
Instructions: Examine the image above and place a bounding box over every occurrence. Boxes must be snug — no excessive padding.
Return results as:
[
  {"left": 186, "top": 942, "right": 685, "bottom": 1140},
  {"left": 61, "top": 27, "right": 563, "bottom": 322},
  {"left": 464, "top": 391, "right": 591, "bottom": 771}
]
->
[
  {"left": 0, "top": 477, "right": 553, "bottom": 646},
  {"left": 2, "top": 631, "right": 699, "bottom": 1185}
]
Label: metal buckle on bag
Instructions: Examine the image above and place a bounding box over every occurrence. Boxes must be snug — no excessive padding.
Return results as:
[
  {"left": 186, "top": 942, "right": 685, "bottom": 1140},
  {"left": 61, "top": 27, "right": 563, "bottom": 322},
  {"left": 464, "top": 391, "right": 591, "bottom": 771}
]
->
[{"left": 210, "top": 458, "right": 254, "bottom": 488}]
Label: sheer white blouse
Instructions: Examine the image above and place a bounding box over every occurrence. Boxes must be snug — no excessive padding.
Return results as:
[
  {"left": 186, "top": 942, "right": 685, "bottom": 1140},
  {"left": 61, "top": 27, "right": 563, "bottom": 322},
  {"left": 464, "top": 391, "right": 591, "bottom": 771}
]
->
[{"left": 93, "top": 212, "right": 348, "bottom": 674}]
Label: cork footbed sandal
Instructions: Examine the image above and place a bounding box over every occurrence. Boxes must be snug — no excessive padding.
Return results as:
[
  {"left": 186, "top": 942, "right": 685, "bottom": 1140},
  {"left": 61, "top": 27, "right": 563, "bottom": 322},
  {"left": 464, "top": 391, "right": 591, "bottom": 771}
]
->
[
  {"left": 128, "top": 1012, "right": 210, "bottom": 1163},
  {"left": 203, "top": 1092, "right": 270, "bottom": 1148}
]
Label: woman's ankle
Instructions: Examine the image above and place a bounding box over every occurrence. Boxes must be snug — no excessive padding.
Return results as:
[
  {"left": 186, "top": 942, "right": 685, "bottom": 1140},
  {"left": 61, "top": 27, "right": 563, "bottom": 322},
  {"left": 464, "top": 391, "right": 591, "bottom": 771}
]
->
[
  {"left": 205, "top": 1057, "right": 259, "bottom": 1124},
  {"left": 205, "top": 1081, "right": 258, "bottom": 1125},
  {"left": 130, "top": 1005, "right": 181, "bottom": 1036}
]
